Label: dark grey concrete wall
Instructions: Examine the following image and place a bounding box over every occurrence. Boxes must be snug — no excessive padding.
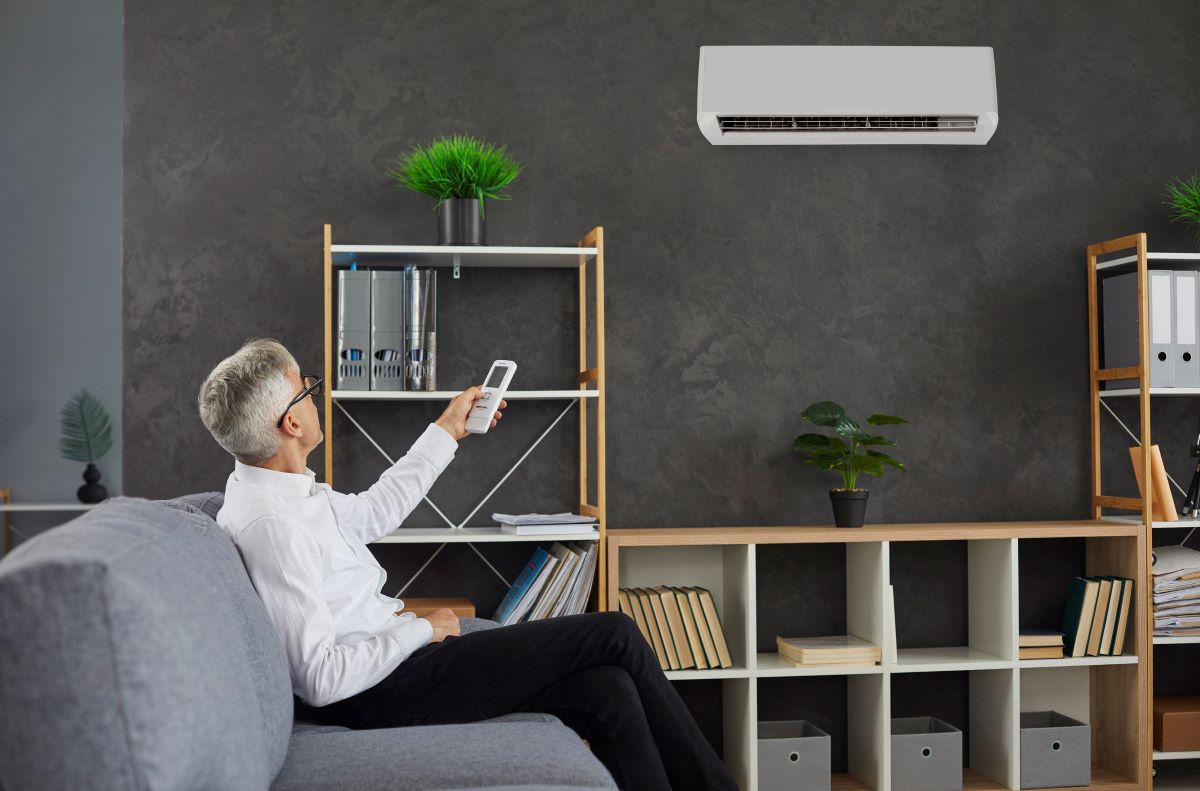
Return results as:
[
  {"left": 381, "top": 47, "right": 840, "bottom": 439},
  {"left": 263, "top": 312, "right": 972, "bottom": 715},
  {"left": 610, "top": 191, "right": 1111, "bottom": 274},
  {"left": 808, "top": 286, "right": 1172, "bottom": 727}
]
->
[
  {"left": 124, "top": 2, "right": 1200, "bottom": 614},
  {"left": 0, "top": 0, "right": 123, "bottom": 541}
]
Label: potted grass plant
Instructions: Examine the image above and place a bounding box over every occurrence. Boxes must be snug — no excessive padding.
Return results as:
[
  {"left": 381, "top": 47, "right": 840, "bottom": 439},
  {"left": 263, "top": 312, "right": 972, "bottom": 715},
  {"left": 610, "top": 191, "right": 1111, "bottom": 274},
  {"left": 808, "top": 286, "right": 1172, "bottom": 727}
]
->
[
  {"left": 793, "top": 401, "right": 908, "bottom": 527},
  {"left": 386, "top": 134, "right": 522, "bottom": 246},
  {"left": 1166, "top": 174, "right": 1200, "bottom": 249},
  {"left": 59, "top": 388, "right": 114, "bottom": 504}
]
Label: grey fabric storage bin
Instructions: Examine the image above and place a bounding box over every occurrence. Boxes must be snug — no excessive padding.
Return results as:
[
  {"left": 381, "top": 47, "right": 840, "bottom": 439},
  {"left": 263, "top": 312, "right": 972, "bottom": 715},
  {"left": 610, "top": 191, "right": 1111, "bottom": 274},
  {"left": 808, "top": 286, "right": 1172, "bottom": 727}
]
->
[
  {"left": 891, "top": 716, "right": 962, "bottom": 791},
  {"left": 1020, "top": 711, "right": 1091, "bottom": 789},
  {"left": 758, "top": 720, "right": 831, "bottom": 791}
]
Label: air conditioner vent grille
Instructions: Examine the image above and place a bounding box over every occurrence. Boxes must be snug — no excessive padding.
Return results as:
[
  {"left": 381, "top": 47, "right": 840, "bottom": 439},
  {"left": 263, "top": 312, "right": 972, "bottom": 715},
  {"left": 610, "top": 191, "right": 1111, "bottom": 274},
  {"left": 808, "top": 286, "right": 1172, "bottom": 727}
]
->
[{"left": 717, "top": 115, "right": 979, "bottom": 132}]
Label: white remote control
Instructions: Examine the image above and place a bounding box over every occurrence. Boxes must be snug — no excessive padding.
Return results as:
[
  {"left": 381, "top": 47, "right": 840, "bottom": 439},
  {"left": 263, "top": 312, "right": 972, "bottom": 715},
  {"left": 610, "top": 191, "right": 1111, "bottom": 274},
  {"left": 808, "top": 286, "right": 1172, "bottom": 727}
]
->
[{"left": 465, "top": 360, "right": 516, "bottom": 435}]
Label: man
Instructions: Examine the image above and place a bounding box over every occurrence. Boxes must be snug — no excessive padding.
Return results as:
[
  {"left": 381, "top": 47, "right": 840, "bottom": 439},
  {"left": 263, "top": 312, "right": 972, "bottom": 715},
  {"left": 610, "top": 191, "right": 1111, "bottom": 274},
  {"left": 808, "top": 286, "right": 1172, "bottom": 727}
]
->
[{"left": 198, "top": 338, "right": 736, "bottom": 791}]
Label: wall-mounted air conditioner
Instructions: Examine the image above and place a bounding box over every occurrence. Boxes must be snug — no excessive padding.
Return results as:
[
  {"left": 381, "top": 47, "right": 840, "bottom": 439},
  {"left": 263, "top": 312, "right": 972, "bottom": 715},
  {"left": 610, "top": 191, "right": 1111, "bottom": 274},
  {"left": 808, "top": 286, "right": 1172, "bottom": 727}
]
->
[{"left": 697, "top": 45, "right": 998, "bottom": 145}]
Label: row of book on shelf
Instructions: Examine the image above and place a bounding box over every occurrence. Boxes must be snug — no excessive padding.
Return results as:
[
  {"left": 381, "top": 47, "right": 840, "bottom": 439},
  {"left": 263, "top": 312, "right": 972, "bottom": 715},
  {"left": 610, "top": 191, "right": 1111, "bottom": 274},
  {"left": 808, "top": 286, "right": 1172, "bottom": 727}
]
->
[
  {"left": 491, "top": 541, "right": 598, "bottom": 625},
  {"left": 617, "top": 587, "right": 733, "bottom": 670},
  {"left": 1056, "top": 575, "right": 1134, "bottom": 658}
]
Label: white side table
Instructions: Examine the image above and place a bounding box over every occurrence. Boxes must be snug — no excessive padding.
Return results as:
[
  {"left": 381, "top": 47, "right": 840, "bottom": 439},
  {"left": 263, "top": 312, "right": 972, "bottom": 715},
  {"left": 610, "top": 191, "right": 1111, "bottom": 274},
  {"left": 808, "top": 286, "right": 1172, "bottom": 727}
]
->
[{"left": 0, "top": 488, "right": 99, "bottom": 556}]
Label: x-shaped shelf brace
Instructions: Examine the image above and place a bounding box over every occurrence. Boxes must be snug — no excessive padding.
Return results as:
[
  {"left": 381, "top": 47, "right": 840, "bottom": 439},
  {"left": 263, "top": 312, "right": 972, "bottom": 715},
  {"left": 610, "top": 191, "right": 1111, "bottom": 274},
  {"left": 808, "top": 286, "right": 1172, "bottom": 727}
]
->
[
  {"left": 334, "top": 398, "right": 581, "bottom": 596},
  {"left": 1099, "top": 399, "right": 1198, "bottom": 544}
]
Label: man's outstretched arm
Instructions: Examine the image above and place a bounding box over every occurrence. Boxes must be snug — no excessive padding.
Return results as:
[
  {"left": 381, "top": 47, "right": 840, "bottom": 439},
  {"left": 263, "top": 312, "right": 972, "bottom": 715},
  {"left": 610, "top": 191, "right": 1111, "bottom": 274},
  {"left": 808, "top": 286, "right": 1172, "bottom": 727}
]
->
[{"left": 326, "top": 388, "right": 504, "bottom": 544}]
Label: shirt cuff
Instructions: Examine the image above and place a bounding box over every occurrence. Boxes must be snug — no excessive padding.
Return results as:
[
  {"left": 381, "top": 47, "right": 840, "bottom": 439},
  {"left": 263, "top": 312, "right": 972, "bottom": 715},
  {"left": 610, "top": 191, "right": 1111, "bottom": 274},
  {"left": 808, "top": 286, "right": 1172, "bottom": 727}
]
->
[{"left": 412, "top": 423, "right": 458, "bottom": 471}]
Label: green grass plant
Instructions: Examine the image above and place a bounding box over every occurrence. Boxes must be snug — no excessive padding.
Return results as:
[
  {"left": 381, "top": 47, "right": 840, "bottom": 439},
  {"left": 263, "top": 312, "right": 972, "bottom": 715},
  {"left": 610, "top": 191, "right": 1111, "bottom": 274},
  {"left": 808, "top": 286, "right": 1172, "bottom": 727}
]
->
[{"left": 386, "top": 135, "right": 521, "bottom": 218}]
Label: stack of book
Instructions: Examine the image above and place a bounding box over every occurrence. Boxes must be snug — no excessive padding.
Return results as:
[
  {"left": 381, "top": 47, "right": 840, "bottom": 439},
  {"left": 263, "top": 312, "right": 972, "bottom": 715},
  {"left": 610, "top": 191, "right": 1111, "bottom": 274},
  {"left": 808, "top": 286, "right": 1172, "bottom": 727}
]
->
[
  {"left": 493, "top": 512, "right": 598, "bottom": 536},
  {"left": 775, "top": 635, "right": 881, "bottom": 667},
  {"left": 1018, "top": 628, "right": 1064, "bottom": 660},
  {"left": 491, "top": 542, "right": 598, "bottom": 625},
  {"left": 1060, "top": 575, "right": 1134, "bottom": 657},
  {"left": 617, "top": 587, "right": 733, "bottom": 670},
  {"left": 1152, "top": 545, "right": 1200, "bottom": 637}
]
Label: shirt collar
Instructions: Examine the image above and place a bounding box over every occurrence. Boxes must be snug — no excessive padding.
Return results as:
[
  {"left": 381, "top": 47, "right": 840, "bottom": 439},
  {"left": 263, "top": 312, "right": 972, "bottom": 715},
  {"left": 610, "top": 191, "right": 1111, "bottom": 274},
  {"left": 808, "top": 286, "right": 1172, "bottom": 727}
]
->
[{"left": 233, "top": 459, "right": 317, "bottom": 498}]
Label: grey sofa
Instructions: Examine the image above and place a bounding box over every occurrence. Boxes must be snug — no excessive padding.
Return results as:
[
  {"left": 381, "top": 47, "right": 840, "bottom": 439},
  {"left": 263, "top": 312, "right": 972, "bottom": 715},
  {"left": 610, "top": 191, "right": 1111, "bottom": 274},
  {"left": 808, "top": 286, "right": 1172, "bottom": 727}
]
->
[{"left": 0, "top": 493, "right": 617, "bottom": 791}]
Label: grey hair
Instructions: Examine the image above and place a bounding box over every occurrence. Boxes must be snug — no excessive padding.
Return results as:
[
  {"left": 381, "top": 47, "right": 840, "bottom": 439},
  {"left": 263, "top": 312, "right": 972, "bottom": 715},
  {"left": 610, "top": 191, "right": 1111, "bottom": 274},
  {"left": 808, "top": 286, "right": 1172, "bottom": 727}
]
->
[{"left": 198, "top": 338, "right": 300, "bottom": 464}]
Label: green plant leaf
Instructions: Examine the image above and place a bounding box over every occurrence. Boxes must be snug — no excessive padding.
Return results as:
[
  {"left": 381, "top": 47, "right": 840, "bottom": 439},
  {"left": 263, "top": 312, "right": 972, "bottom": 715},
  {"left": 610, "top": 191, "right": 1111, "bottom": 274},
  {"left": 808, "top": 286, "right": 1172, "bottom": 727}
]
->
[
  {"left": 847, "top": 454, "right": 885, "bottom": 479},
  {"left": 858, "top": 435, "right": 897, "bottom": 447},
  {"left": 58, "top": 388, "right": 113, "bottom": 464},
  {"left": 793, "top": 433, "right": 833, "bottom": 451},
  {"left": 867, "top": 414, "right": 909, "bottom": 425},
  {"left": 386, "top": 135, "right": 522, "bottom": 208},
  {"left": 800, "top": 401, "right": 847, "bottom": 427},
  {"left": 866, "top": 449, "right": 906, "bottom": 470}
]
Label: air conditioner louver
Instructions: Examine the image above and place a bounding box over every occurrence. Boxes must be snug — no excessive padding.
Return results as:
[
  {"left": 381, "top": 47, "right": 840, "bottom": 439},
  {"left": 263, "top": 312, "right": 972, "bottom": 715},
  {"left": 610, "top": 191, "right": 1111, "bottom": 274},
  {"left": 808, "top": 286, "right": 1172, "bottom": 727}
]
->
[{"left": 717, "top": 115, "right": 979, "bottom": 133}]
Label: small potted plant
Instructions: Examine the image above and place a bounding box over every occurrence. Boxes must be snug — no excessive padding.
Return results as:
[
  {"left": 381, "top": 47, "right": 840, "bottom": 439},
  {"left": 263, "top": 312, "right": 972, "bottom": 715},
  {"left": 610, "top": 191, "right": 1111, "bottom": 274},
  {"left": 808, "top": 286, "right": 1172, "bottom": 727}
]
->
[
  {"left": 59, "top": 388, "right": 114, "bottom": 504},
  {"left": 794, "top": 401, "right": 908, "bottom": 527},
  {"left": 386, "top": 134, "right": 522, "bottom": 246},
  {"left": 1165, "top": 174, "right": 1200, "bottom": 248}
]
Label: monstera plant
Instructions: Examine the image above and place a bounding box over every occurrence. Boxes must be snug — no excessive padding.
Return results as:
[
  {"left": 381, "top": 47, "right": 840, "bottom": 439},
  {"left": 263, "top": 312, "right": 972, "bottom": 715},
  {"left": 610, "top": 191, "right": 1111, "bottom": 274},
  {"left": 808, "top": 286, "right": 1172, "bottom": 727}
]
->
[{"left": 794, "top": 401, "right": 908, "bottom": 527}]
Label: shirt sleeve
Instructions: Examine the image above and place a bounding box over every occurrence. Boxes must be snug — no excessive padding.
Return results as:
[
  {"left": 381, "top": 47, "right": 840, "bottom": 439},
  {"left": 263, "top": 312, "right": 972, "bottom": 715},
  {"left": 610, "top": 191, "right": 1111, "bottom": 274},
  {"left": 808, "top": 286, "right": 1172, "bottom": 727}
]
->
[
  {"left": 325, "top": 422, "right": 458, "bottom": 544},
  {"left": 236, "top": 514, "right": 434, "bottom": 707}
]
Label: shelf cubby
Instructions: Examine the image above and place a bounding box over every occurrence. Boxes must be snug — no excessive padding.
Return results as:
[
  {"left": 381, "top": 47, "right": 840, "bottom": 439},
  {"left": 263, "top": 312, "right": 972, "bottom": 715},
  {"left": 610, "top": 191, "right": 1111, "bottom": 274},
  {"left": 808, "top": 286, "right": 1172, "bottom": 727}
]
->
[
  {"left": 615, "top": 543, "right": 753, "bottom": 678},
  {"left": 890, "top": 538, "right": 1015, "bottom": 672},
  {"left": 758, "top": 673, "right": 887, "bottom": 791},
  {"left": 1019, "top": 665, "right": 1137, "bottom": 788},
  {"left": 756, "top": 541, "right": 887, "bottom": 676}
]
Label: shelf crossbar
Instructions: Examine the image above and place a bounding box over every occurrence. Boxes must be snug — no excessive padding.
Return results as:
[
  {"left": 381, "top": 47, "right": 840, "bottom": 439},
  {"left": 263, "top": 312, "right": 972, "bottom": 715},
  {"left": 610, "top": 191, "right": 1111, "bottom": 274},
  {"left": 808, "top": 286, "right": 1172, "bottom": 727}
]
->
[{"left": 334, "top": 397, "right": 582, "bottom": 596}]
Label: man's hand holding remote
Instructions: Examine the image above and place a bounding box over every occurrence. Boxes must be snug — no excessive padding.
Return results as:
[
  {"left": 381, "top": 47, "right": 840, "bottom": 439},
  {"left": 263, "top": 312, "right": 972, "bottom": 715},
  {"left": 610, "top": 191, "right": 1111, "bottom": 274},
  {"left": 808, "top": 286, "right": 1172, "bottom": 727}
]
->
[{"left": 435, "top": 387, "right": 507, "bottom": 441}]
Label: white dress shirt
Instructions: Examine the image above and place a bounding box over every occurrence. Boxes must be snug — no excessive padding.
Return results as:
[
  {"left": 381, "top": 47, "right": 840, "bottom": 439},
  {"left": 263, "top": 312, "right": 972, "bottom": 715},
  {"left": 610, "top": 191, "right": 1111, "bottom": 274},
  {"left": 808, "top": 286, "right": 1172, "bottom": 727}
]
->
[{"left": 216, "top": 423, "right": 458, "bottom": 707}]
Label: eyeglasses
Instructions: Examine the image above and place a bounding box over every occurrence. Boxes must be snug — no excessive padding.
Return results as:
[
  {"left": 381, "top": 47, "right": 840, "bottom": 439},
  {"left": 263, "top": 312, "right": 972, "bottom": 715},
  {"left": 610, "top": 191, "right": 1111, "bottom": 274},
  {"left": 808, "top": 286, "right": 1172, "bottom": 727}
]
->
[{"left": 277, "top": 374, "right": 323, "bottom": 428}]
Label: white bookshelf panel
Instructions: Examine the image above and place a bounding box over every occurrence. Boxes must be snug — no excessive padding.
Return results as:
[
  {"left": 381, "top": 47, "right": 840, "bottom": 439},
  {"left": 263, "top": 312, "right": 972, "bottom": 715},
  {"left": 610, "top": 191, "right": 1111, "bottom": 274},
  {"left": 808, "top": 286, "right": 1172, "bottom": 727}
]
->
[
  {"left": 969, "top": 539, "right": 1019, "bottom": 662},
  {"left": 724, "top": 677, "right": 756, "bottom": 791},
  {"left": 616, "top": 543, "right": 754, "bottom": 673},
  {"left": 971, "top": 668, "right": 1019, "bottom": 789},
  {"left": 848, "top": 541, "right": 888, "bottom": 653},
  {"left": 1095, "top": 251, "right": 1200, "bottom": 272},
  {"left": 330, "top": 244, "right": 597, "bottom": 268},
  {"left": 755, "top": 652, "right": 883, "bottom": 677},
  {"left": 891, "top": 646, "right": 1012, "bottom": 673},
  {"left": 847, "top": 672, "right": 888, "bottom": 791}
]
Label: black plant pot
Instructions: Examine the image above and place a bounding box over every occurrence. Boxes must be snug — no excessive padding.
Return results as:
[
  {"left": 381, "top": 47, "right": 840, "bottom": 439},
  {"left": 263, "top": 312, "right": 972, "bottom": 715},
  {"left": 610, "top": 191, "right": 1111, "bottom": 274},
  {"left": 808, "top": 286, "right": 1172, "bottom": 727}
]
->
[
  {"left": 77, "top": 463, "right": 108, "bottom": 504},
  {"left": 829, "top": 489, "right": 869, "bottom": 528},
  {"left": 437, "top": 198, "right": 486, "bottom": 246}
]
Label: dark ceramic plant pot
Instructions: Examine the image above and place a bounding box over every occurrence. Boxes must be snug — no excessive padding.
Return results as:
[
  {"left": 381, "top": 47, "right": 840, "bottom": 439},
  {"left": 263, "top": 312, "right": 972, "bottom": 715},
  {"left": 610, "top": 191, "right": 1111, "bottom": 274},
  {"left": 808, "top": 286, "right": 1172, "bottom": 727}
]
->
[
  {"left": 830, "top": 489, "right": 869, "bottom": 528},
  {"left": 77, "top": 463, "right": 108, "bottom": 504},
  {"left": 437, "top": 198, "right": 486, "bottom": 245}
]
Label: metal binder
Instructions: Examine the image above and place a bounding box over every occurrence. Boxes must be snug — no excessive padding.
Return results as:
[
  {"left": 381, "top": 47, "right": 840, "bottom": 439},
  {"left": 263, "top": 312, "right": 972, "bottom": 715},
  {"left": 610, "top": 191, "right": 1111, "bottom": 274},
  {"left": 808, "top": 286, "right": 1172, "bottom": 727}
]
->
[
  {"left": 336, "top": 270, "right": 370, "bottom": 390},
  {"left": 404, "top": 267, "right": 437, "bottom": 391},
  {"left": 1102, "top": 271, "right": 1174, "bottom": 388},
  {"left": 370, "top": 271, "right": 406, "bottom": 390},
  {"left": 1175, "top": 270, "right": 1200, "bottom": 388}
]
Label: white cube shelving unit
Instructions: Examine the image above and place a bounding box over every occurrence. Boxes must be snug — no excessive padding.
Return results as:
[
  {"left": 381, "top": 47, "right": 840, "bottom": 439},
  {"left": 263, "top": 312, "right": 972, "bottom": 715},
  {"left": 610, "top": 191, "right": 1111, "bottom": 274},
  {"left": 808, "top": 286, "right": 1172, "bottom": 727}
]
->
[{"left": 607, "top": 522, "right": 1145, "bottom": 791}]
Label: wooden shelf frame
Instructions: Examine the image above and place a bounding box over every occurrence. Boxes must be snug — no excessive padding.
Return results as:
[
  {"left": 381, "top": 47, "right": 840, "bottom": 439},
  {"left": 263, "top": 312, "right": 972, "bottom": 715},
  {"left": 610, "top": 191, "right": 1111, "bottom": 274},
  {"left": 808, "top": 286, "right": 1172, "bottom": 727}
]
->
[
  {"left": 321, "top": 225, "right": 609, "bottom": 609},
  {"left": 1086, "top": 232, "right": 1158, "bottom": 789},
  {"left": 607, "top": 524, "right": 1145, "bottom": 790}
]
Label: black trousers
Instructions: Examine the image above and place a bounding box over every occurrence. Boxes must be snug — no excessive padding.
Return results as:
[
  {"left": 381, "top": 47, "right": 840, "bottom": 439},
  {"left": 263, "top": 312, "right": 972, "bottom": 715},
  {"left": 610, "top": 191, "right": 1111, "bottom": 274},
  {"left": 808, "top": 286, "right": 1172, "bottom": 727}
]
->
[{"left": 294, "top": 611, "right": 738, "bottom": 791}]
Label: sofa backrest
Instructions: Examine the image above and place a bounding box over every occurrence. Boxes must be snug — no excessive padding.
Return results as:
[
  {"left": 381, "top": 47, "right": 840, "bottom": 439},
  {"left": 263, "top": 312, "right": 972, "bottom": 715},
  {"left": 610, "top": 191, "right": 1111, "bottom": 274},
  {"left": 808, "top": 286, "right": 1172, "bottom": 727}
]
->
[{"left": 0, "top": 493, "right": 293, "bottom": 791}]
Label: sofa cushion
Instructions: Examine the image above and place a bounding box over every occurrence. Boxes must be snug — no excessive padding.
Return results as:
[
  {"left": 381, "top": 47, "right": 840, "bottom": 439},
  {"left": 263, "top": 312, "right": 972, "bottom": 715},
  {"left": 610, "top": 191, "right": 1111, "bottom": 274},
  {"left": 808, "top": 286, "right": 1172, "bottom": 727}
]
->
[
  {"left": 272, "top": 719, "right": 617, "bottom": 790},
  {"left": 0, "top": 496, "right": 293, "bottom": 791}
]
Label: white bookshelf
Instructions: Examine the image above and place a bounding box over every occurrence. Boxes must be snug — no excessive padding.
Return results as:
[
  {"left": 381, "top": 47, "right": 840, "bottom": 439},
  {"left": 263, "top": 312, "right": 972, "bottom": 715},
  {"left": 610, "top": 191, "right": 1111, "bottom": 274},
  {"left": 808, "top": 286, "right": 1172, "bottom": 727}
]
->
[{"left": 608, "top": 524, "right": 1143, "bottom": 791}]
